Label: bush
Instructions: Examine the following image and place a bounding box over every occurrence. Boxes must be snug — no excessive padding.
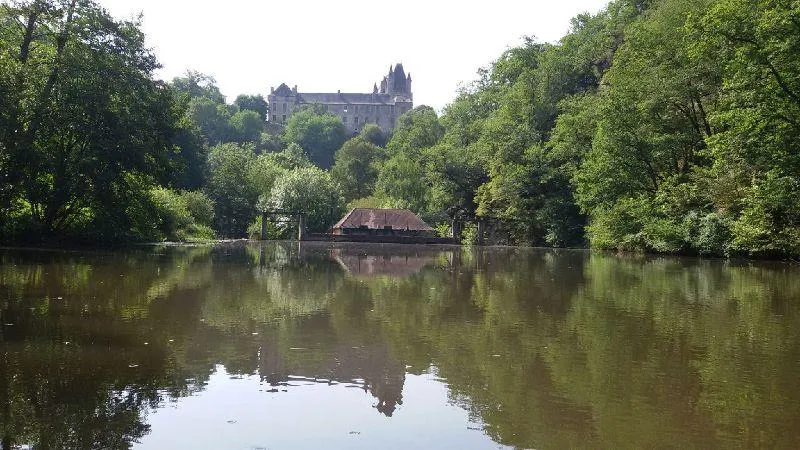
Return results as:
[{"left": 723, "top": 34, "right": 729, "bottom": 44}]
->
[
  {"left": 182, "top": 190, "right": 215, "bottom": 226},
  {"left": 149, "top": 187, "right": 193, "bottom": 241},
  {"left": 145, "top": 187, "right": 216, "bottom": 242},
  {"left": 730, "top": 173, "right": 800, "bottom": 257},
  {"left": 683, "top": 211, "right": 732, "bottom": 256},
  {"left": 264, "top": 167, "right": 344, "bottom": 233},
  {"left": 460, "top": 222, "right": 479, "bottom": 245}
]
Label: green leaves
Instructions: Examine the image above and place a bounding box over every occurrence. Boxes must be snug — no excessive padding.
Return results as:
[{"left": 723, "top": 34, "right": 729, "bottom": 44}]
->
[
  {"left": 283, "top": 108, "right": 347, "bottom": 169},
  {"left": 264, "top": 166, "right": 344, "bottom": 233},
  {"left": 331, "top": 137, "right": 385, "bottom": 202},
  {"left": 206, "top": 143, "right": 259, "bottom": 237}
]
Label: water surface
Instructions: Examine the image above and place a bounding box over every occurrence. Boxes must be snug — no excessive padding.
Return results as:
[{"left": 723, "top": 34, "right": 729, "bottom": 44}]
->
[{"left": 1, "top": 242, "right": 798, "bottom": 448}]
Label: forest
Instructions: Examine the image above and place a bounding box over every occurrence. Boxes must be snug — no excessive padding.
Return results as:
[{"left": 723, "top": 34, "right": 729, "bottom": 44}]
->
[{"left": 1, "top": 0, "right": 798, "bottom": 258}]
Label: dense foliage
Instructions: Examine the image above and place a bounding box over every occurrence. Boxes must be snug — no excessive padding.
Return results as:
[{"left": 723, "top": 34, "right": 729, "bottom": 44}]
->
[
  {"left": 360, "top": 0, "right": 800, "bottom": 258},
  {"left": 1, "top": 0, "right": 798, "bottom": 257}
]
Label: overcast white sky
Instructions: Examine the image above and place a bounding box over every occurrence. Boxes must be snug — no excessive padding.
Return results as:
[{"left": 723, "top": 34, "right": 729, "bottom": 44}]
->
[{"left": 101, "top": 0, "right": 609, "bottom": 111}]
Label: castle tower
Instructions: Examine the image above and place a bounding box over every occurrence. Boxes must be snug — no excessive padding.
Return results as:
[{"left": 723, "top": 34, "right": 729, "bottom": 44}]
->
[{"left": 382, "top": 63, "right": 411, "bottom": 97}]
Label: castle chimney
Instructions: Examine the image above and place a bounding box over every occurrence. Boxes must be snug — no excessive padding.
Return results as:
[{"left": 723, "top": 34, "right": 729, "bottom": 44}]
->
[
  {"left": 270, "top": 86, "right": 274, "bottom": 93},
  {"left": 292, "top": 85, "right": 297, "bottom": 94}
]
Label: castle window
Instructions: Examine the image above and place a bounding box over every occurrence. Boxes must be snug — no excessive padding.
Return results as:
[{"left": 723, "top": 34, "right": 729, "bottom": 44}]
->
[
  {"left": 282, "top": 103, "right": 287, "bottom": 113},
  {"left": 282, "top": 114, "right": 286, "bottom": 122},
  {"left": 272, "top": 114, "right": 276, "bottom": 122},
  {"left": 354, "top": 117, "right": 358, "bottom": 124},
  {"left": 343, "top": 116, "right": 348, "bottom": 123}
]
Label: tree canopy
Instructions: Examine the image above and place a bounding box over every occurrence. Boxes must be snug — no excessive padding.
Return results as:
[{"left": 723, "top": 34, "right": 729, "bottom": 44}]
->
[
  {"left": 283, "top": 108, "right": 348, "bottom": 169},
  {"left": 1, "top": 0, "right": 798, "bottom": 257}
]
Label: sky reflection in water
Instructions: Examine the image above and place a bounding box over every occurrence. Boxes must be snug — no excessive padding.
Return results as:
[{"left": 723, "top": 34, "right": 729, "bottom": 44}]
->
[{"left": 1, "top": 242, "right": 799, "bottom": 449}]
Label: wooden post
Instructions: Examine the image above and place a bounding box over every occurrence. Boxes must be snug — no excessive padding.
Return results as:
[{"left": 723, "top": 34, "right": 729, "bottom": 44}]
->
[
  {"left": 476, "top": 219, "right": 486, "bottom": 246},
  {"left": 452, "top": 218, "right": 461, "bottom": 241},
  {"left": 297, "top": 214, "right": 306, "bottom": 241},
  {"left": 260, "top": 212, "right": 267, "bottom": 240}
]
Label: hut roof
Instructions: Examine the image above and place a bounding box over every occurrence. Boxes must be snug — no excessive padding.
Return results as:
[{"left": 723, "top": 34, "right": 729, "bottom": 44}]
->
[{"left": 332, "top": 208, "right": 434, "bottom": 231}]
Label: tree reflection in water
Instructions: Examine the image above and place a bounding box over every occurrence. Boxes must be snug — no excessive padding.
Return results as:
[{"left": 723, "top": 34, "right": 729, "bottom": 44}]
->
[{"left": 1, "top": 243, "right": 799, "bottom": 448}]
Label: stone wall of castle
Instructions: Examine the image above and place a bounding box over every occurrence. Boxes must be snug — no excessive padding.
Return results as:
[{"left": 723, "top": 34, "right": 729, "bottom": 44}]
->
[{"left": 268, "top": 63, "right": 413, "bottom": 134}]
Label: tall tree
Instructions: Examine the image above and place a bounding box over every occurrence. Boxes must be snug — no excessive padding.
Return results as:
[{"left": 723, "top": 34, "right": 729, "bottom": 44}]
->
[
  {"left": 0, "top": 0, "right": 179, "bottom": 242},
  {"left": 331, "top": 137, "right": 385, "bottom": 202},
  {"left": 170, "top": 70, "right": 225, "bottom": 104},
  {"left": 264, "top": 166, "right": 344, "bottom": 232},
  {"left": 230, "top": 109, "right": 264, "bottom": 143},
  {"left": 283, "top": 108, "right": 347, "bottom": 169},
  {"left": 234, "top": 94, "right": 269, "bottom": 121},
  {"left": 386, "top": 106, "right": 443, "bottom": 157},
  {"left": 187, "top": 97, "right": 232, "bottom": 145},
  {"left": 205, "top": 143, "right": 258, "bottom": 237}
]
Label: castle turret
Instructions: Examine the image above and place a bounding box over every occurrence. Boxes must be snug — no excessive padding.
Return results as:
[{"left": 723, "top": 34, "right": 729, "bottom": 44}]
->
[
  {"left": 382, "top": 63, "right": 411, "bottom": 96},
  {"left": 393, "top": 63, "right": 405, "bottom": 94}
]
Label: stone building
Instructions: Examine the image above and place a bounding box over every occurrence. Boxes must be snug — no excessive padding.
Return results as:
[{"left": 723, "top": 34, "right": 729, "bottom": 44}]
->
[{"left": 268, "top": 63, "right": 413, "bottom": 134}]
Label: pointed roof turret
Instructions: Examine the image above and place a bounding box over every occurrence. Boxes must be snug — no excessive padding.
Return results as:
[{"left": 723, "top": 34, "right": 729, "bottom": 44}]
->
[
  {"left": 392, "top": 63, "right": 407, "bottom": 93},
  {"left": 272, "top": 83, "right": 294, "bottom": 97}
]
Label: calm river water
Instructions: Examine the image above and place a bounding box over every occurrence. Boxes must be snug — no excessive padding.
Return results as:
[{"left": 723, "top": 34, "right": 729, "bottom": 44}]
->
[{"left": 0, "top": 242, "right": 798, "bottom": 449}]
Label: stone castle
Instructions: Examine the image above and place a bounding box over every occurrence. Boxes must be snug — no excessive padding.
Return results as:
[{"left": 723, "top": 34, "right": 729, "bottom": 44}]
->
[{"left": 268, "top": 63, "right": 413, "bottom": 133}]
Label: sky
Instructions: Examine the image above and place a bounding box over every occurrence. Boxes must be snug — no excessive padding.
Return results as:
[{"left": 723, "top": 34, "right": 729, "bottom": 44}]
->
[{"left": 101, "top": 0, "right": 610, "bottom": 111}]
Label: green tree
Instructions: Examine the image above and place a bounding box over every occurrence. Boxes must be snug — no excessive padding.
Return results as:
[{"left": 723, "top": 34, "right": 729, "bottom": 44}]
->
[
  {"left": 206, "top": 143, "right": 259, "bottom": 237},
  {"left": 170, "top": 70, "right": 225, "bottom": 104},
  {"left": 263, "top": 143, "right": 312, "bottom": 171},
  {"left": 168, "top": 115, "right": 208, "bottom": 190},
  {"left": 694, "top": 0, "right": 800, "bottom": 257},
  {"left": 263, "top": 167, "right": 344, "bottom": 232},
  {"left": 187, "top": 97, "right": 232, "bottom": 145},
  {"left": 374, "top": 153, "right": 429, "bottom": 214},
  {"left": 359, "top": 123, "right": 388, "bottom": 147},
  {"left": 331, "top": 137, "right": 385, "bottom": 202},
  {"left": 234, "top": 94, "right": 269, "bottom": 121},
  {"left": 0, "top": 0, "right": 180, "bottom": 243},
  {"left": 386, "top": 105, "right": 443, "bottom": 157},
  {"left": 283, "top": 109, "right": 347, "bottom": 169},
  {"left": 230, "top": 109, "right": 264, "bottom": 143},
  {"left": 182, "top": 190, "right": 215, "bottom": 227},
  {"left": 567, "top": 0, "right": 726, "bottom": 253}
]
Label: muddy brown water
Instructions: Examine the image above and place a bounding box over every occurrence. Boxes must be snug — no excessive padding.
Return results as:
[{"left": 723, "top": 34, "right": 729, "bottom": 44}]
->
[{"left": 1, "top": 242, "right": 798, "bottom": 449}]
